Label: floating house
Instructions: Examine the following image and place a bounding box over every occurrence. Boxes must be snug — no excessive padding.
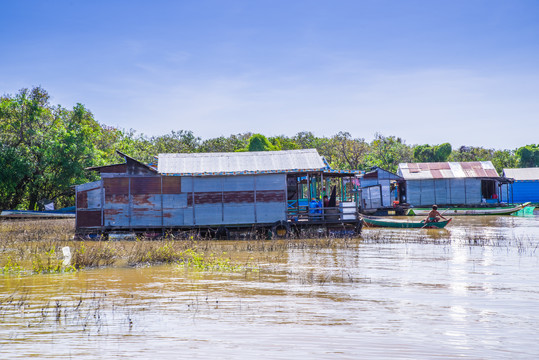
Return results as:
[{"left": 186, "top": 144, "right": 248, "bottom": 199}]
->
[
  {"left": 357, "top": 167, "right": 406, "bottom": 215},
  {"left": 502, "top": 168, "right": 539, "bottom": 204},
  {"left": 75, "top": 150, "right": 363, "bottom": 237},
  {"left": 397, "top": 161, "right": 509, "bottom": 207}
]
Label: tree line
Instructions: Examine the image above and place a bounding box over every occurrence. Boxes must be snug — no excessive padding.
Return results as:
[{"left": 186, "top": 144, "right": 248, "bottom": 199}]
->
[{"left": 1, "top": 87, "right": 538, "bottom": 210}]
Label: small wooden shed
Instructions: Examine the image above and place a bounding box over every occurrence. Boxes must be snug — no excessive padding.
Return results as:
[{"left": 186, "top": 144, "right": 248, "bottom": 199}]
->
[
  {"left": 397, "top": 161, "right": 505, "bottom": 207},
  {"left": 502, "top": 168, "right": 539, "bottom": 204},
  {"left": 75, "top": 149, "right": 363, "bottom": 237}
]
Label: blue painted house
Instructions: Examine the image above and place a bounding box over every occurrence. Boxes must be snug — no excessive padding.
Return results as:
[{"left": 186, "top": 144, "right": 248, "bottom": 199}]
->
[{"left": 502, "top": 168, "right": 539, "bottom": 204}]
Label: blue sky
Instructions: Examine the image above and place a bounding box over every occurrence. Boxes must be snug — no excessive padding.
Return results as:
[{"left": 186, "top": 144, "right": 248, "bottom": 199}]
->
[{"left": 1, "top": 0, "right": 538, "bottom": 149}]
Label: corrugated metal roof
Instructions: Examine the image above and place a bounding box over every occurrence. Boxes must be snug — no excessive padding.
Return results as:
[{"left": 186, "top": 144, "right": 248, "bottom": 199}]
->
[
  {"left": 503, "top": 168, "right": 539, "bottom": 181},
  {"left": 157, "top": 149, "right": 329, "bottom": 176},
  {"left": 398, "top": 161, "right": 499, "bottom": 180}
]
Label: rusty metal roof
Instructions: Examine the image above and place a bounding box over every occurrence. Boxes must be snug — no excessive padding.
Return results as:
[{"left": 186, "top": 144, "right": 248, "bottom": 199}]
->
[
  {"left": 503, "top": 168, "right": 539, "bottom": 181},
  {"left": 157, "top": 149, "right": 328, "bottom": 176},
  {"left": 398, "top": 161, "right": 499, "bottom": 180}
]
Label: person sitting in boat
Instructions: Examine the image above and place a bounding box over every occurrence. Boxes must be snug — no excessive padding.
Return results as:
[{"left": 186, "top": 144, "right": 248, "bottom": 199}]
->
[{"left": 425, "top": 205, "right": 447, "bottom": 223}]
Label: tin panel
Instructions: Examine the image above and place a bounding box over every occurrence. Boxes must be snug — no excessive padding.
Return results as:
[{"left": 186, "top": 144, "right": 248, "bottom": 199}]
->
[
  {"left": 103, "top": 178, "right": 129, "bottom": 195},
  {"left": 103, "top": 201, "right": 129, "bottom": 226},
  {"left": 223, "top": 175, "right": 254, "bottom": 191},
  {"left": 131, "top": 209, "right": 162, "bottom": 227},
  {"left": 406, "top": 182, "right": 421, "bottom": 206},
  {"left": 163, "top": 194, "right": 188, "bottom": 209},
  {"left": 162, "top": 176, "right": 181, "bottom": 194},
  {"left": 449, "top": 179, "right": 466, "bottom": 204},
  {"left": 105, "top": 194, "right": 129, "bottom": 204},
  {"left": 224, "top": 191, "right": 254, "bottom": 203},
  {"left": 419, "top": 180, "right": 435, "bottom": 206},
  {"left": 76, "top": 180, "right": 102, "bottom": 192},
  {"left": 77, "top": 191, "right": 88, "bottom": 209},
  {"left": 184, "top": 209, "right": 194, "bottom": 226},
  {"left": 256, "top": 190, "right": 286, "bottom": 203},
  {"left": 192, "top": 192, "right": 222, "bottom": 205},
  {"left": 131, "top": 177, "right": 161, "bottom": 195},
  {"left": 163, "top": 208, "right": 185, "bottom": 226},
  {"left": 194, "top": 177, "right": 222, "bottom": 192},
  {"left": 194, "top": 204, "right": 223, "bottom": 225},
  {"left": 255, "top": 202, "right": 285, "bottom": 223},
  {"left": 132, "top": 194, "right": 161, "bottom": 208},
  {"left": 77, "top": 210, "right": 102, "bottom": 228},
  {"left": 99, "top": 164, "right": 127, "bottom": 174},
  {"left": 255, "top": 174, "right": 285, "bottom": 190},
  {"left": 434, "top": 179, "right": 449, "bottom": 205},
  {"left": 465, "top": 179, "right": 481, "bottom": 204},
  {"left": 87, "top": 188, "right": 102, "bottom": 209},
  {"left": 181, "top": 177, "right": 194, "bottom": 193},
  {"left": 104, "top": 205, "right": 130, "bottom": 227},
  {"left": 223, "top": 204, "right": 255, "bottom": 224}
]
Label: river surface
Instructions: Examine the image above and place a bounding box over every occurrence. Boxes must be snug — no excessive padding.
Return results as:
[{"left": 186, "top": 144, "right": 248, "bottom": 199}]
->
[{"left": 1, "top": 213, "right": 539, "bottom": 359}]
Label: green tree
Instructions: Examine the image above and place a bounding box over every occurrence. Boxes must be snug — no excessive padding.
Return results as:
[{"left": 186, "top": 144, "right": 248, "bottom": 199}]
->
[
  {"left": 0, "top": 87, "right": 100, "bottom": 210},
  {"left": 413, "top": 143, "right": 452, "bottom": 162},
  {"left": 367, "top": 133, "right": 413, "bottom": 172},
  {"left": 200, "top": 133, "right": 251, "bottom": 152},
  {"left": 449, "top": 146, "right": 493, "bottom": 162},
  {"left": 245, "top": 134, "right": 279, "bottom": 151},
  {"left": 491, "top": 149, "right": 518, "bottom": 174},
  {"left": 516, "top": 144, "right": 539, "bottom": 167},
  {"left": 330, "top": 132, "right": 369, "bottom": 170}
]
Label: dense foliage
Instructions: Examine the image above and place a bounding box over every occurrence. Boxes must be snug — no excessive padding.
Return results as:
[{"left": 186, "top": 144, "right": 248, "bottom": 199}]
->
[{"left": 1, "top": 87, "right": 536, "bottom": 210}]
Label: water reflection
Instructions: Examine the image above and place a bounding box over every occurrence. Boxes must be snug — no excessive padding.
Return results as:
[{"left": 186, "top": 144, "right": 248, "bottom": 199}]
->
[{"left": 1, "top": 214, "right": 539, "bottom": 359}]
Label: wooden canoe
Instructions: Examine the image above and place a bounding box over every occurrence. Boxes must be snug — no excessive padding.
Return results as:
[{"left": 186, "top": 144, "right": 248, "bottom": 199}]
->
[
  {"left": 406, "top": 202, "right": 531, "bottom": 216},
  {"left": 363, "top": 216, "right": 452, "bottom": 229}
]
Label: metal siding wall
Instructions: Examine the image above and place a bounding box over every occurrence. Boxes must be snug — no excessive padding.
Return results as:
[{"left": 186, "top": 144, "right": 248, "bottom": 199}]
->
[
  {"left": 194, "top": 177, "right": 222, "bottom": 192},
  {"left": 223, "top": 176, "right": 255, "bottom": 191},
  {"left": 360, "top": 179, "right": 378, "bottom": 187},
  {"left": 449, "top": 179, "right": 466, "bottom": 205},
  {"left": 163, "top": 209, "right": 184, "bottom": 227},
  {"left": 256, "top": 203, "right": 285, "bottom": 223},
  {"left": 513, "top": 181, "right": 539, "bottom": 203},
  {"left": 195, "top": 204, "right": 223, "bottom": 225},
  {"left": 87, "top": 188, "right": 102, "bottom": 209},
  {"left": 255, "top": 174, "right": 286, "bottom": 223},
  {"left": 223, "top": 204, "right": 255, "bottom": 224},
  {"left": 420, "top": 180, "right": 436, "bottom": 206},
  {"left": 380, "top": 180, "right": 391, "bottom": 207},
  {"left": 465, "top": 179, "right": 481, "bottom": 204},
  {"left": 406, "top": 181, "right": 421, "bottom": 206},
  {"left": 162, "top": 194, "right": 187, "bottom": 208},
  {"left": 366, "top": 187, "right": 382, "bottom": 209},
  {"left": 131, "top": 194, "right": 162, "bottom": 227},
  {"left": 434, "top": 179, "right": 449, "bottom": 205},
  {"left": 255, "top": 174, "right": 286, "bottom": 190}
]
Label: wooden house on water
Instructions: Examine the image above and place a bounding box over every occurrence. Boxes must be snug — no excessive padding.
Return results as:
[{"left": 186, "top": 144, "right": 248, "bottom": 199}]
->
[
  {"left": 75, "top": 149, "right": 363, "bottom": 238},
  {"left": 501, "top": 168, "right": 539, "bottom": 205},
  {"left": 397, "top": 161, "right": 511, "bottom": 207},
  {"left": 357, "top": 167, "right": 407, "bottom": 215}
]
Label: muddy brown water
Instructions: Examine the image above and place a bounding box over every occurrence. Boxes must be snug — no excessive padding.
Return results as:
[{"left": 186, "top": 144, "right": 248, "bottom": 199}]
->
[{"left": 1, "top": 213, "right": 539, "bottom": 359}]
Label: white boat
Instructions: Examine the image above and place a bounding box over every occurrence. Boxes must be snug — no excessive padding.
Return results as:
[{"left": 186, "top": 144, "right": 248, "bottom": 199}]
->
[{"left": 406, "top": 202, "right": 532, "bottom": 216}]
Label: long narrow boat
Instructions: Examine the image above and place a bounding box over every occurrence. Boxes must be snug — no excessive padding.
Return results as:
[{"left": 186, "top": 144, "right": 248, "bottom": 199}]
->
[
  {"left": 406, "top": 202, "right": 531, "bottom": 216},
  {"left": 0, "top": 210, "right": 75, "bottom": 219},
  {"left": 363, "top": 216, "right": 452, "bottom": 229}
]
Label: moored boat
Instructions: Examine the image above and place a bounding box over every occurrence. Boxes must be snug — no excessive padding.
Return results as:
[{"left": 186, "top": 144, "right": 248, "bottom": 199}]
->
[
  {"left": 0, "top": 209, "right": 75, "bottom": 219},
  {"left": 406, "top": 202, "right": 531, "bottom": 216},
  {"left": 363, "top": 216, "right": 451, "bottom": 229}
]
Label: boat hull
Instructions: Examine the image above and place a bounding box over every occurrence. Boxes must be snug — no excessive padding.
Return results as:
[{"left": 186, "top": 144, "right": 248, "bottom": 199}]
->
[
  {"left": 406, "top": 202, "right": 531, "bottom": 216},
  {"left": 363, "top": 217, "right": 451, "bottom": 229}
]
